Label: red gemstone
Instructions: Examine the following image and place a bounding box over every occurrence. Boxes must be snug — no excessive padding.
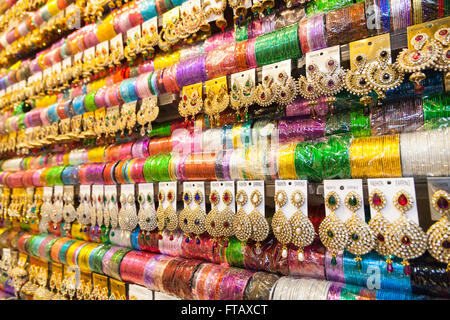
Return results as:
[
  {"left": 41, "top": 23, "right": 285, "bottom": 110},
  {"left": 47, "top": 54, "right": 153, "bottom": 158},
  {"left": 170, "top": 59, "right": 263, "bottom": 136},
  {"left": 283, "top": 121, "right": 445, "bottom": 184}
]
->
[
  {"left": 159, "top": 193, "right": 163, "bottom": 201},
  {"left": 224, "top": 240, "right": 229, "bottom": 248},
  {"left": 169, "top": 235, "right": 174, "bottom": 241},
  {"left": 211, "top": 194, "right": 217, "bottom": 203},
  {"left": 403, "top": 265, "right": 411, "bottom": 276},
  {"left": 224, "top": 222, "right": 229, "bottom": 228},
  {"left": 398, "top": 194, "right": 408, "bottom": 206},
  {"left": 415, "top": 35, "right": 423, "bottom": 41},
  {"left": 372, "top": 193, "right": 382, "bottom": 206},
  {"left": 387, "top": 263, "right": 394, "bottom": 273},
  {"left": 401, "top": 235, "right": 411, "bottom": 245},
  {"left": 281, "top": 92, "right": 286, "bottom": 97},
  {"left": 261, "top": 93, "right": 266, "bottom": 99},
  {"left": 224, "top": 193, "right": 229, "bottom": 202},
  {"left": 439, "top": 29, "right": 448, "bottom": 36},
  {"left": 183, "top": 95, "right": 187, "bottom": 100},
  {"left": 307, "top": 85, "right": 314, "bottom": 92},
  {"left": 168, "top": 193, "right": 172, "bottom": 200},
  {"left": 98, "top": 195, "right": 101, "bottom": 202},
  {"left": 413, "top": 52, "right": 421, "bottom": 60},
  {"left": 327, "top": 80, "right": 334, "bottom": 87},
  {"left": 377, "top": 233, "right": 385, "bottom": 243},
  {"left": 158, "top": 234, "right": 163, "bottom": 240},
  {"left": 211, "top": 221, "right": 215, "bottom": 228},
  {"left": 437, "top": 197, "right": 449, "bottom": 210},
  {"left": 446, "top": 50, "right": 450, "bottom": 59}
]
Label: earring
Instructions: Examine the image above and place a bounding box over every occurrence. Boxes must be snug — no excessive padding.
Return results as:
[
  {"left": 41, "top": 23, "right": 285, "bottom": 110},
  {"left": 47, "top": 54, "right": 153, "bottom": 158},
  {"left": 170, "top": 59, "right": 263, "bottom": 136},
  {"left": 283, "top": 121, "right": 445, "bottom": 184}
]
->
[
  {"left": 272, "top": 190, "right": 292, "bottom": 258},
  {"left": 317, "top": 58, "right": 345, "bottom": 105},
  {"left": 385, "top": 190, "right": 427, "bottom": 276},
  {"left": 289, "top": 190, "right": 315, "bottom": 262},
  {"left": 344, "top": 192, "right": 375, "bottom": 271},
  {"left": 366, "top": 49, "right": 404, "bottom": 100},
  {"left": 214, "top": 0, "right": 227, "bottom": 31},
  {"left": 319, "top": 191, "right": 349, "bottom": 266},
  {"left": 138, "top": 193, "right": 157, "bottom": 234},
  {"left": 77, "top": 194, "right": 91, "bottom": 232},
  {"left": 50, "top": 194, "right": 63, "bottom": 224},
  {"left": 368, "top": 189, "right": 392, "bottom": 258},
  {"left": 426, "top": 190, "right": 449, "bottom": 272},
  {"left": 118, "top": 193, "right": 128, "bottom": 230},
  {"left": 213, "top": 85, "right": 229, "bottom": 126},
  {"left": 217, "top": 190, "right": 234, "bottom": 247},
  {"left": 249, "top": 190, "right": 269, "bottom": 250},
  {"left": 101, "top": 195, "right": 108, "bottom": 228},
  {"left": 254, "top": 75, "right": 278, "bottom": 107},
  {"left": 178, "top": 91, "right": 191, "bottom": 123},
  {"left": 179, "top": 191, "right": 193, "bottom": 242},
  {"left": 109, "top": 193, "right": 118, "bottom": 229},
  {"left": 298, "top": 64, "right": 322, "bottom": 111},
  {"left": 203, "top": 88, "right": 216, "bottom": 126},
  {"left": 205, "top": 190, "right": 221, "bottom": 244},
  {"left": 90, "top": 195, "right": 97, "bottom": 228},
  {"left": 164, "top": 189, "right": 178, "bottom": 240},
  {"left": 232, "top": 190, "right": 252, "bottom": 242},
  {"left": 62, "top": 194, "right": 77, "bottom": 229},
  {"left": 396, "top": 32, "right": 441, "bottom": 94},
  {"left": 229, "top": 0, "right": 247, "bottom": 26},
  {"left": 344, "top": 54, "right": 373, "bottom": 106},
  {"left": 275, "top": 71, "right": 298, "bottom": 106},
  {"left": 189, "top": 190, "right": 206, "bottom": 244},
  {"left": 432, "top": 28, "right": 449, "bottom": 78}
]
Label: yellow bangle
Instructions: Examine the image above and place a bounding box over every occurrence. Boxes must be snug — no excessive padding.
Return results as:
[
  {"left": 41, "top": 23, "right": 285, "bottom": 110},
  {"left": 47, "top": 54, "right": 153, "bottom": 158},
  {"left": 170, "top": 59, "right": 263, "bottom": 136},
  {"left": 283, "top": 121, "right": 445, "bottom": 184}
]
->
[
  {"left": 47, "top": 0, "right": 60, "bottom": 16},
  {"left": 88, "top": 146, "right": 106, "bottom": 163},
  {"left": 96, "top": 15, "right": 117, "bottom": 43},
  {"left": 66, "top": 241, "right": 88, "bottom": 266}
]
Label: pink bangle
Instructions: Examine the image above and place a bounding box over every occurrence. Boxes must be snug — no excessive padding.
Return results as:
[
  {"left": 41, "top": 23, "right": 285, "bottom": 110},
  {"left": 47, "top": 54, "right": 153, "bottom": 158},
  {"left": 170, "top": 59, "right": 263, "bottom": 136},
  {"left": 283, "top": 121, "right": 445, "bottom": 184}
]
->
[
  {"left": 135, "top": 72, "right": 152, "bottom": 99},
  {"left": 94, "top": 87, "right": 108, "bottom": 108}
]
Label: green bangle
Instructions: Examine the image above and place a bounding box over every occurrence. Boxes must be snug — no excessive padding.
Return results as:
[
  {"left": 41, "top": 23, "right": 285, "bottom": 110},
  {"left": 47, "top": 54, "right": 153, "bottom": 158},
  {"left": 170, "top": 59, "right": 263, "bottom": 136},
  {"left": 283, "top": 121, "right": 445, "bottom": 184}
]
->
[{"left": 85, "top": 89, "right": 98, "bottom": 111}]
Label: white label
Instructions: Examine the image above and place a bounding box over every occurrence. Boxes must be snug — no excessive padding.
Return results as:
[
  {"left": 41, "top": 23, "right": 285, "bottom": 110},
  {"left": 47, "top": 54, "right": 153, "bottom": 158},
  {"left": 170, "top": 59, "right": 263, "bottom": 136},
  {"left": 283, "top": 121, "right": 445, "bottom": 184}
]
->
[
  {"left": 110, "top": 34, "right": 124, "bottom": 59},
  {"left": 262, "top": 60, "right": 292, "bottom": 83},
  {"left": 210, "top": 181, "right": 235, "bottom": 213},
  {"left": 306, "top": 46, "right": 341, "bottom": 76},
  {"left": 104, "top": 185, "right": 119, "bottom": 211},
  {"left": 63, "top": 57, "right": 72, "bottom": 70},
  {"left": 43, "top": 186, "right": 53, "bottom": 199},
  {"left": 231, "top": 69, "right": 256, "bottom": 88},
  {"left": 204, "top": 0, "right": 224, "bottom": 22},
  {"left": 142, "top": 17, "right": 158, "bottom": 34},
  {"left": 154, "top": 291, "right": 180, "bottom": 300},
  {"left": 74, "top": 52, "right": 83, "bottom": 63},
  {"left": 237, "top": 180, "right": 265, "bottom": 217},
  {"left": 96, "top": 41, "right": 109, "bottom": 57},
  {"left": 158, "top": 182, "right": 177, "bottom": 212},
  {"left": 53, "top": 186, "right": 64, "bottom": 208},
  {"left": 367, "top": 178, "right": 419, "bottom": 224},
  {"left": 79, "top": 185, "right": 91, "bottom": 201},
  {"left": 127, "top": 25, "right": 141, "bottom": 41},
  {"left": 2, "top": 248, "right": 11, "bottom": 260},
  {"left": 183, "top": 181, "right": 205, "bottom": 212},
  {"left": 324, "top": 179, "right": 365, "bottom": 222},
  {"left": 138, "top": 183, "right": 155, "bottom": 211},
  {"left": 129, "top": 284, "right": 154, "bottom": 300},
  {"left": 92, "top": 185, "right": 104, "bottom": 208},
  {"left": 84, "top": 48, "right": 95, "bottom": 62},
  {"left": 275, "top": 180, "right": 308, "bottom": 220},
  {"left": 52, "top": 62, "right": 62, "bottom": 74}
]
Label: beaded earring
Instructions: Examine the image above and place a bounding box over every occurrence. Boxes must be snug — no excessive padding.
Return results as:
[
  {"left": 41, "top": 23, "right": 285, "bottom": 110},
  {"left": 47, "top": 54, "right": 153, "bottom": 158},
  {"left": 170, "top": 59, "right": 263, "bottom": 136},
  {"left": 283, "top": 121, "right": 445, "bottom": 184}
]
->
[
  {"left": 179, "top": 191, "right": 193, "bottom": 242},
  {"left": 432, "top": 28, "right": 449, "bottom": 77},
  {"left": 90, "top": 195, "right": 97, "bottom": 228},
  {"left": 138, "top": 193, "right": 157, "bottom": 234},
  {"left": 396, "top": 32, "right": 440, "bottom": 94},
  {"left": 344, "top": 192, "right": 375, "bottom": 271},
  {"left": 289, "top": 190, "right": 315, "bottom": 262},
  {"left": 385, "top": 190, "right": 427, "bottom": 276},
  {"left": 366, "top": 49, "right": 404, "bottom": 100},
  {"left": 272, "top": 190, "right": 292, "bottom": 258},
  {"left": 275, "top": 71, "right": 298, "bottom": 106},
  {"left": 77, "top": 194, "right": 91, "bottom": 232},
  {"left": 217, "top": 189, "right": 235, "bottom": 247},
  {"left": 426, "top": 190, "right": 450, "bottom": 272},
  {"left": 205, "top": 190, "right": 221, "bottom": 244},
  {"left": 368, "top": 189, "right": 392, "bottom": 257},
  {"left": 317, "top": 57, "right": 345, "bottom": 106},
  {"left": 254, "top": 75, "right": 278, "bottom": 107},
  {"left": 188, "top": 190, "right": 206, "bottom": 244},
  {"left": 319, "top": 191, "right": 348, "bottom": 266},
  {"left": 344, "top": 53, "right": 373, "bottom": 106},
  {"left": 249, "top": 190, "right": 269, "bottom": 250},
  {"left": 156, "top": 190, "right": 166, "bottom": 238},
  {"left": 232, "top": 190, "right": 252, "bottom": 242},
  {"left": 109, "top": 193, "right": 119, "bottom": 229},
  {"left": 50, "top": 193, "right": 63, "bottom": 224},
  {"left": 164, "top": 189, "right": 178, "bottom": 240}
]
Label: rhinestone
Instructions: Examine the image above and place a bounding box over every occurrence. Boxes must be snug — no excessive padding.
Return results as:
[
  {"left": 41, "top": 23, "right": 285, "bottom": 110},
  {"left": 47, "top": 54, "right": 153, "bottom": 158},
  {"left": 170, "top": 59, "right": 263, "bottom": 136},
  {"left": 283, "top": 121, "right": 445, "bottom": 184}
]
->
[{"left": 437, "top": 197, "right": 449, "bottom": 210}]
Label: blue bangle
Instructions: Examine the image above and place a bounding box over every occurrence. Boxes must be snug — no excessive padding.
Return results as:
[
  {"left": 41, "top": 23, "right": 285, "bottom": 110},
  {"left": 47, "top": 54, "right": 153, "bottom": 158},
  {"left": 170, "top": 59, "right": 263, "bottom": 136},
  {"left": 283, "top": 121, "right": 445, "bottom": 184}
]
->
[
  {"left": 119, "top": 78, "right": 139, "bottom": 103},
  {"left": 47, "top": 103, "right": 60, "bottom": 123},
  {"left": 130, "top": 227, "right": 141, "bottom": 250},
  {"left": 380, "top": 0, "right": 390, "bottom": 33},
  {"left": 72, "top": 95, "right": 87, "bottom": 115},
  {"left": 139, "top": 0, "right": 158, "bottom": 21}
]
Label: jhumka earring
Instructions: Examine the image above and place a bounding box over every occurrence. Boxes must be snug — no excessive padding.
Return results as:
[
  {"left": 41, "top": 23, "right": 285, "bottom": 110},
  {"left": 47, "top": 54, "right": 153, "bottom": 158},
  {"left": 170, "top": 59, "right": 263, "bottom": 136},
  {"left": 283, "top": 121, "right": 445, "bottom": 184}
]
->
[
  {"left": 385, "top": 190, "right": 427, "bottom": 276},
  {"left": 189, "top": 190, "right": 206, "bottom": 244},
  {"left": 138, "top": 193, "right": 157, "bottom": 235},
  {"left": 205, "top": 190, "right": 221, "bottom": 244},
  {"left": 232, "top": 190, "right": 252, "bottom": 242},
  {"left": 272, "top": 190, "right": 292, "bottom": 258},
  {"left": 426, "top": 190, "right": 450, "bottom": 272},
  {"left": 298, "top": 63, "right": 322, "bottom": 108},
  {"left": 217, "top": 190, "right": 234, "bottom": 247},
  {"left": 368, "top": 189, "right": 392, "bottom": 258},
  {"left": 254, "top": 75, "right": 278, "bottom": 107},
  {"left": 395, "top": 32, "right": 440, "bottom": 94},
  {"left": 344, "top": 54, "right": 373, "bottom": 106},
  {"left": 344, "top": 192, "right": 375, "bottom": 271},
  {"left": 319, "top": 191, "right": 349, "bottom": 266},
  {"left": 289, "top": 190, "right": 315, "bottom": 262},
  {"left": 366, "top": 49, "right": 404, "bottom": 100},
  {"left": 317, "top": 58, "right": 345, "bottom": 106},
  {"left": 249, "top": 190, "right": 269, "bottom": 251},
  {"left": 164, "top": 189, "right": 178, "bottom": 240},
  {"left": 229, "top": 0, "right": 247, "bottom": 27},
  {"left": 275, "top": 71, "right": 298, "bottom": 106},
  {"left": 188, "top": 90, "right": 203, "bottom": 120},
  {"left": 179, "top": 191, "right": 193, "bottom": 242}
]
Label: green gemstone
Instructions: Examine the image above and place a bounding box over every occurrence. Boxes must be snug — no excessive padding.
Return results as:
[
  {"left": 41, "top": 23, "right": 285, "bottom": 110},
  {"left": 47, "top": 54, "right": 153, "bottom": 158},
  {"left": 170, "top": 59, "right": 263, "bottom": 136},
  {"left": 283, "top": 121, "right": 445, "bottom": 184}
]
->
[
  {"left": 352, "top": 233, "right": 359, "bottom": 241},
  {"left": 165, "top": 217, "right": 170, "bottom": 223},
  {"left": 138, "top": 195, "right": 143, "bottom": 202},
  {"left": 348, "top": 195, "right": 358, "bottom": 207},
  {"left": 145, "top": 235, "right": 150, "bottom": 240},
  {"left": 331, "top": 256, "right": 337, "bottom": 266},
  {"left": 328, "top": 195, "right": 336, "bottom": 206},
  {"left": 356, "top": 260, "right": 362, "bottom": 271},
  {"left": 327, "top": 230, "right": 334, "bottom": 238},
  {"left": 233, "top": 85, "right": 237, "bottom": 90},
  {"left": 147, "top": 194, "right": 152, "bottom": 202}
]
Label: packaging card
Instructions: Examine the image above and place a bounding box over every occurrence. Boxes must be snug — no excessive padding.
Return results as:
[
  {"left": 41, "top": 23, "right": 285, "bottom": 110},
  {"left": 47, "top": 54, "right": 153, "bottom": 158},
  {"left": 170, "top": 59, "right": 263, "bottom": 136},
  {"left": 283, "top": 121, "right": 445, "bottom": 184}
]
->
[
  {"left": 210, "top": 181, "right": 235, "bottom": 213},
  {"left": 236, "top": 180, "right": 265, "bottom": 217},
  {"left": 183, "top": 182, "right": 205, "bottom": 212},
  {"left": 323, "top": 179, "right": 365, "bottom": 222},
  {"left": 275, "top": 180, "right": 308, "bottom": 220},
  {"left": 138, "top": 183, "right": 155, "bottom": 211},
  {"left": 426, "top": 177, "right": 450, "bottom": 221},
  {"left": 349, "top": 33, "right": 391, "bottom": 70}
]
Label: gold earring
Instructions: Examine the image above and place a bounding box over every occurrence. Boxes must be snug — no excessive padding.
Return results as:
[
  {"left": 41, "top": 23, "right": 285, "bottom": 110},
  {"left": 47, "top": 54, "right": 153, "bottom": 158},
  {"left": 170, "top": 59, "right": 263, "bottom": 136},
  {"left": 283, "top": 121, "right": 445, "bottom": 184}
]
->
[
  {"left": 189, "top": 190, "right": 206, "bottom": 244},
  {"left": 317, "top": 57, "right": 345, "bottom": 106},
  {"left": 426, "top": 190, "right": 449, "bottom": 272},
  {"left": 275, "top": 71, "right": 298, "bottom": 106},
  {"left": 205, "top": 190, "right": 221, "bottom": 244},
  {"left": 179, "top": 191, "right": 193, "bottom": 241},
  {"left": 272, "top": 190, "right": 292, "bottom": 258},
  {"left": 254, "top": 75, "right": 277, "bottom": 107},
  {"left": 203, "top": 88, "right": 216, "bottom": 126},
  {"left": 368, "top": 189, "right": 392, "bottom": 257},
  {"left": 366, "top": 49, "right": 404, "bottom": 100},
  {"left": 138, "top": 192, "right": 157, "bottom": 233},
  {"left": 344, "top": 192, "right": 375, "bottom": 271},
  {"left": 156, "top": 190, "right": 166, "bottom": 238},
  {"left": 232, "top": 190, "right": 252, "bottom": 242},
  {"left": 319, "top": 191, "right": 348, "bottom": 266},
  {"left": 289, "top": 190, "right": 315, "bottom": 262},
  {"left": 249, "top": 190, "right": 269, "bottom": 250},
  {"left": 385, "top": 190, "right": 427, "bottom": 276},
  {"left": 217, "top": 189, "right": 234, "bottom": 247},
  {"left": 344, "top": 53, "right": 373, "bottom": 106},
  {"left": 432, "top": 28, "right": 449, "bottom": 81},
  {"left": 164, "top": 189, "right": 178, "bottom": 239}
]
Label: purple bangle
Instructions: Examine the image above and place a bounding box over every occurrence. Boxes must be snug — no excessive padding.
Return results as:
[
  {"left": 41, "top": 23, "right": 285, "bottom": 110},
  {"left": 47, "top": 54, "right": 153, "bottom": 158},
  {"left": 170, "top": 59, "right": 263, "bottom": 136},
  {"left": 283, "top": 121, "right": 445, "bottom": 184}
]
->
[
  {"left": 94, "top": 87, "right": 108, "bottom": 108},
  {"left": 326, "top": 282, "right": 344, "bottom": 300},
  {"left": 102, "top": 246, "right": 122, "bottom": 275},
  {"left": 131, "top": 138, "right": 150, "bottom": 158},
  {"left": 286, "top": 97, "right": 329, "bottom": 117},
  {"left": 324, "top": 250, "right": 345, "bottom": 284},
  {"left": 143, "top": 255, "right": 172, "bottom": 291},
  {"left": 218, "top": 268, "right": 255, "bottom": 300},
  {"left": 222, "top": 150, "right": 232, "bottom": 181},
  {"left": 175, "top": 55, "right": 208, "bottom": 89},
  {"left": 308, "top": 14, "right": 327, "bottom": 52}
]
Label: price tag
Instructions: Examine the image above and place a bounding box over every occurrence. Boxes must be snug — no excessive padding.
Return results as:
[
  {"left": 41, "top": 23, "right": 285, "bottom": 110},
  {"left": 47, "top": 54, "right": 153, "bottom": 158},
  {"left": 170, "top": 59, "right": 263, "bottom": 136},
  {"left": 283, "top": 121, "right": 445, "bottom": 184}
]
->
[
  {"left": 406, "top": 17, "right": 450, "bottom": 50},
  {"left": 262, "top": 60, "right": 292, "bottom": 83}
]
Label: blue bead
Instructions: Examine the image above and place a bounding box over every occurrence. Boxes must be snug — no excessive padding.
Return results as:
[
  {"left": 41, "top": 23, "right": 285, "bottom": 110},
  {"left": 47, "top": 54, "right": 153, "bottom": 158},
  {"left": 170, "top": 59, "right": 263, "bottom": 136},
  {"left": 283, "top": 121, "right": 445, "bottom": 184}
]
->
[
  {"left": 195, "top": 219, "right": 199, "bottom": 225},
  {"left": 196, "top": 238, "right": 200, "bottom": 245},
  {"left": 185, "top": 237, "right": 190, "bottom": 243},
  {"left": 184, "top": 219, "right": 188, "bottom": 225}
]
